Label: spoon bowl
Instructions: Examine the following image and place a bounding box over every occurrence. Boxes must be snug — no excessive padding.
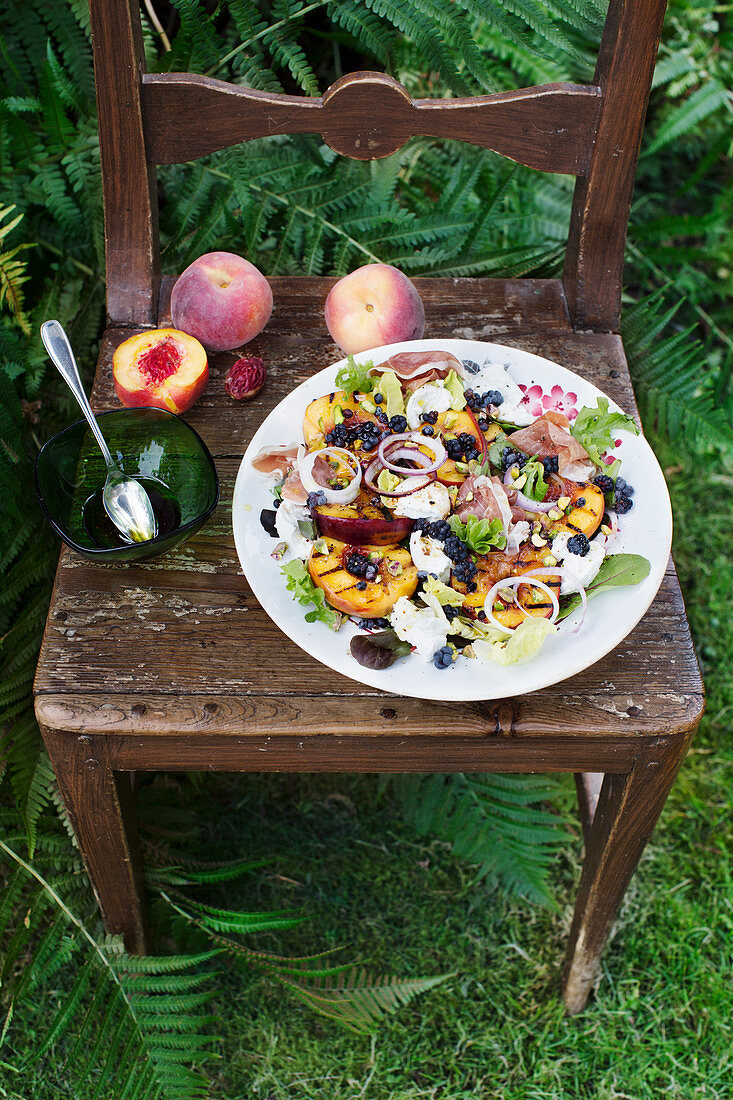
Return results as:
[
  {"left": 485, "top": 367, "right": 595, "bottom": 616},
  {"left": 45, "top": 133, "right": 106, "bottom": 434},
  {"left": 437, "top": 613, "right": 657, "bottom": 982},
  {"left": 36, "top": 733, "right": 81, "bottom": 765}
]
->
[{"left": 40, "top": 320, "right": 157, "bottom": 543}]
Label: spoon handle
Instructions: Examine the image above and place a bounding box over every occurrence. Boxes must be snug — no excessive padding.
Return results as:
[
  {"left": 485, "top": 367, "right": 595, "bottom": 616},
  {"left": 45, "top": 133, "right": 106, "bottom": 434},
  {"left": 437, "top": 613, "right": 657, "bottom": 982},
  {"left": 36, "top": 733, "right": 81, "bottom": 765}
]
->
[{"left": 40, "top": 320, "right": 116, "bottom": 470}]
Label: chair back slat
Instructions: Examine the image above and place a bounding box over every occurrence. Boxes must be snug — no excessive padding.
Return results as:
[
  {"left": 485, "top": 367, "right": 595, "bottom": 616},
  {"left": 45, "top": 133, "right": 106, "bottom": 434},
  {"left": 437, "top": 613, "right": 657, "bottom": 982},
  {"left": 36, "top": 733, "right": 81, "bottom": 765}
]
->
[
  {"left": 143, "top": 71, "right": 601, "bottom": 176},
  {"left": 563, "top": 0, "right": 670, "bottom": 330},
  {"left": 89, "top": 0, "right": 159, "bottom": 326},
  {"left": 89, "top": 0, "right": 668, "bottom": 333}
]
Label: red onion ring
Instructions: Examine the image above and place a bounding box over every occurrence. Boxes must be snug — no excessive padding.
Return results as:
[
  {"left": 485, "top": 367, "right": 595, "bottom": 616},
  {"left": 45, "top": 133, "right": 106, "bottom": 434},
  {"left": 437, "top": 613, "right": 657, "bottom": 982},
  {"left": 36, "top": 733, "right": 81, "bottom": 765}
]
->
[
  {"left": 484, "top": 570, "right": 561, "bottom": 634},
  {"left": 378, "top": 432, "right": 446, "bottom": 475},
  {"left": 300, "top": 446, "right": 362, "bottom": 504},
  {"left": 503, "top": 467, "right": 555, "bottom": 513},
  {"left": 363, "top": 456, "right": 434, "bottom": 497}
]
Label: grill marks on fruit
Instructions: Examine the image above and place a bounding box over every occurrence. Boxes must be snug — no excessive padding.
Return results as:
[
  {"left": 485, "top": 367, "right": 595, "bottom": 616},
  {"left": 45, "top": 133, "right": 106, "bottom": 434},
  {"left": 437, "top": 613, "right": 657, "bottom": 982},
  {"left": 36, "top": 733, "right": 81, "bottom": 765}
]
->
[{"left": 136, "top": 338, "right": 182, "bottom": 383}]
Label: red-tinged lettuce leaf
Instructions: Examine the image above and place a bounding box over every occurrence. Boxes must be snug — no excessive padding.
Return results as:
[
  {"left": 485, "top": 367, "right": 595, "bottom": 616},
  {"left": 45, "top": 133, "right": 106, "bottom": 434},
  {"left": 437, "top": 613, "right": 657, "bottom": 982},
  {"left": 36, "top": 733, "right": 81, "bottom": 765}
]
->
[
  {"left": 558, "top": 553, "right": 651, "bottom": 619},
  {"left": 350, "top": 630, "right": 412, "bottom": 670}
]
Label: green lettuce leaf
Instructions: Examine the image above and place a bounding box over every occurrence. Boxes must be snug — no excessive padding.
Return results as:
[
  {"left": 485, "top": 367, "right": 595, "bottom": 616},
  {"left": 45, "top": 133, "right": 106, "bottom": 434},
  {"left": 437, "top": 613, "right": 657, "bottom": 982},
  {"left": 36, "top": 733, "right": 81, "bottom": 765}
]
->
[
  {"left": 571, "top": 397, "right": 639, "bottom": 465},
  {"left": 558, "top": 553, "right": 651, "bottom": 620},
  {"left": 518, "top": 457, "right": 548, "bottom": 502},
  {"left": 448, "top": 514, "right": 507, "bottom": 553},
  {"left": 472, "top": 617, "right": 556, "bottom": 665},
  {"left": 335, "top": 355, "right": 375, "bottom": 396},
  {"left": 281, "top": 559, "right": 343, "bottom": 630}
]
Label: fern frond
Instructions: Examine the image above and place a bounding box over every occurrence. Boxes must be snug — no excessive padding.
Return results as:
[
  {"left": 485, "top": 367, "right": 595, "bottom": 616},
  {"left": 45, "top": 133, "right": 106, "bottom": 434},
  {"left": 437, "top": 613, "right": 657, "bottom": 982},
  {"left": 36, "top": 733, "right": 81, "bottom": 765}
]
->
[
  {"left": 281, "top": 968, "right": 450, "bottom": 1033},
  {"left": 390, "top": 773, "right": 568, "bottom": 906}
]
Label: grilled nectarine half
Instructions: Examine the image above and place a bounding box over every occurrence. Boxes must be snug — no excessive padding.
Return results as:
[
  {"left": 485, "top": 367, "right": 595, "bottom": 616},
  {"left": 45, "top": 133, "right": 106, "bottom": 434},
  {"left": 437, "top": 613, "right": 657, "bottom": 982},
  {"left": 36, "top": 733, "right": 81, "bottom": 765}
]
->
[
  {"left": 113, "top": 328, "right": 208, "bottom": 414},
  {"left": 309, "top": 538, "right": 418, "bottom": 618}
]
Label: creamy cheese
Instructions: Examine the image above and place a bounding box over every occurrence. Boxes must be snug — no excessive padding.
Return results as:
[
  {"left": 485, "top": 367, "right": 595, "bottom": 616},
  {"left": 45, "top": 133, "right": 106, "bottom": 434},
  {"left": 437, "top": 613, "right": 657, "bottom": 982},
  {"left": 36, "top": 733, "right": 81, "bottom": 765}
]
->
[
  {"left": 275, "top": 500, "right": 313, "bottom": 560},
  {"left": 466, "top": 361, "right": 534, "bottom": 426},
  {"left": 390, "top": 596, "right": 449, "bottom": 661},
  {"left": 550, "top": 530, "right": 606, "bottom": 594},
  {"left": 393, "top": 481, "right": 451, "bottom": 521},
  {"left": 409, "top": 531, "right": 453, "bottom": 583},
  {"left": 405, "top": 382, "right": 453, "bottom": 430}
]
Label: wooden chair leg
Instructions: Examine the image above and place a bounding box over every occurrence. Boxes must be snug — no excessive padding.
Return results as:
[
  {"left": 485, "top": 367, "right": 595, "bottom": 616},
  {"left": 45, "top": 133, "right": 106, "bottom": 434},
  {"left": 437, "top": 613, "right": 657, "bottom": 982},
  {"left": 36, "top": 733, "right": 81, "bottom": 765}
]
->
[
  {"left": 40, "top": 725, "right": 150, "bottom": 954},
  {"left": 563, "top": 736, "right": 693, "bottom": 1014}
]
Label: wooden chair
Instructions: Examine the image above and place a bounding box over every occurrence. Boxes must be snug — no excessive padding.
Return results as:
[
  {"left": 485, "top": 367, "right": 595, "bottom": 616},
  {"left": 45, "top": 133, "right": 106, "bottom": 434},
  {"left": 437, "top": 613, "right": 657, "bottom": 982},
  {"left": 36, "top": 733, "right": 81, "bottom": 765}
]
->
[{"left": 34, "top": 0, "right": 704, "bottom": 1014}]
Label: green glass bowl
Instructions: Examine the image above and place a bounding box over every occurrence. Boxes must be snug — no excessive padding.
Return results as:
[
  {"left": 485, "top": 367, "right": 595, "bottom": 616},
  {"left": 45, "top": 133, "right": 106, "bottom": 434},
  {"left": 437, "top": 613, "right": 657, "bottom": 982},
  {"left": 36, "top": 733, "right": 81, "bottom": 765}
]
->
[{"left": 35, "top": 407, "right": 219, "bottom": 562}]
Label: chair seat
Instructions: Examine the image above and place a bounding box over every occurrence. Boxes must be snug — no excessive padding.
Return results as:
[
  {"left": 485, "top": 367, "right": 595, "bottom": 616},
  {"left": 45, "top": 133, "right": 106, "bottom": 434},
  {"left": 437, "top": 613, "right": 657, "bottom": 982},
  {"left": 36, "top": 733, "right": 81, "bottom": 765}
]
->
[{"left": 34, "top": 277, "right": 703, "bottom": 775}]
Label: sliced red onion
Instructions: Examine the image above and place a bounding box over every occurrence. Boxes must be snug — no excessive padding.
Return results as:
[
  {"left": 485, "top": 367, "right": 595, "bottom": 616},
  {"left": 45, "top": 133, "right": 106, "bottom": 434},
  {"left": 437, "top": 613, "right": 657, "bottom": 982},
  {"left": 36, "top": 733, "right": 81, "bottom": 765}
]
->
[
  {"left": 563, "top": 575, "right": 588, "bottom": 635},
  {"left": 363, "top": 456, "right": 433, "bottom": 497},
  {"left": 377, "top": 432, "right": 446, "bottom": 474},
  {"left": 299, "top": 447, "right": 361, "bottom": 504},
  {"left": 503, "top": 467, "right": 555, "bottom": 513},
  {"left": 484, "top": 571, "right": 561, "bottom": 634}
]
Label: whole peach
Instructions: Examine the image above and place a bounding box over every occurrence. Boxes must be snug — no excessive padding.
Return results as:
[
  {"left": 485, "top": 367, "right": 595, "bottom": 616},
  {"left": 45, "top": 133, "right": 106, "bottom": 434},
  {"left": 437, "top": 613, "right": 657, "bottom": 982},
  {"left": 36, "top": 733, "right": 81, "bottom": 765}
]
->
[
  {"left": 171, "top": 251, "right": 273, "bottom": 352},
  {"left": 325, "top": 263, "right": 425, "bottom": 354}
]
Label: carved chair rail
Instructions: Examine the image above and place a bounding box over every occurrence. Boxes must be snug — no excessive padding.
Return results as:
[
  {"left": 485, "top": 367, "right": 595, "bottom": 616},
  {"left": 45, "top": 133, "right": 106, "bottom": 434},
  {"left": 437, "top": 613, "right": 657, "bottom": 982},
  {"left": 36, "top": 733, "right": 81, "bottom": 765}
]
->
[{"left": 142, "top": 71, "right": 602, "bottom": 174}]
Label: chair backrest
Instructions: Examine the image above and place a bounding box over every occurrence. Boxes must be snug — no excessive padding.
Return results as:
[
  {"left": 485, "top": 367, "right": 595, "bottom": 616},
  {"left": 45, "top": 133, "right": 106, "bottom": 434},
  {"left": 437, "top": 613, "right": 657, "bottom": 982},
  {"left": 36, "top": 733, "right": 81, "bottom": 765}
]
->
[{"left": 90, "top": 0, "right": 668, "bottom": 334}]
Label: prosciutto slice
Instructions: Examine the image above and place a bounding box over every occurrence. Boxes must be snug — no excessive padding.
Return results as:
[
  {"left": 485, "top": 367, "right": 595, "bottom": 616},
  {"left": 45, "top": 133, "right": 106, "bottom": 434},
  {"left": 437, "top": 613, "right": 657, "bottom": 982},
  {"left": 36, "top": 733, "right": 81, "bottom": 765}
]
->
[
  {"left": 455, "top": 475, "right": 512, "bottom": 531},
  {"left": 280, "top": 453, "right": 331, "bottom": 505},
  {"left": 250, "top": 444, "right": 299, "bottom": 478},
  {"left": 370, "top": 351, "right": 462, "bottom": 393},
  {"left": 508, "top": 410, "right": 594, "bottom": 481}
]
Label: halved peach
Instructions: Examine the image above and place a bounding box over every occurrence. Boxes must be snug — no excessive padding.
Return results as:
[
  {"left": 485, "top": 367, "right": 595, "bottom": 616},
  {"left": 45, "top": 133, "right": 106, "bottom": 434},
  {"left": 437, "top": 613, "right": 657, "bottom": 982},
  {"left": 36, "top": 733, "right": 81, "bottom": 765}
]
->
[
  {"left": 309, "top": 538, "right": 418, "bottom": 618},
  {"left": 313, "top": 491, "right": 414, "bottom": 546},
  {"left": 113, "top": 328, "right": 208, "bottom": 414},
  {"left": 302, "top": 390, "right": 380, "bottom": 450}
]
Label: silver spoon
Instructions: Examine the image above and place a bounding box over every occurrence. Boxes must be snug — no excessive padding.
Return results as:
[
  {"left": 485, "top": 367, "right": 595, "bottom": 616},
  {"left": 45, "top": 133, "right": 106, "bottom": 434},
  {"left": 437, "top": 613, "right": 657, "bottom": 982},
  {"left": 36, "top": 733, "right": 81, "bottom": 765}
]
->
[{"left": 40, "top": 320, "right": 158, "bottom": 544}]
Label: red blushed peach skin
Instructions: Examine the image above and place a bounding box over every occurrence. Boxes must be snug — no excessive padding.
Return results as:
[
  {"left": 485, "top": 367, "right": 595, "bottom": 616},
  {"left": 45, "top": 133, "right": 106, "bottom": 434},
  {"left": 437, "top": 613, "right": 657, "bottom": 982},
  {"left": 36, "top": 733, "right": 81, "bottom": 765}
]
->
[
  {"left": 324, "top": 263, "right": 425, "bottom": 354},
  {"left": 113, "top": 329, "right": 208, "bottom": 414},
  {"left": 171, "top": 251, "right": 273, "bottom": 352}
]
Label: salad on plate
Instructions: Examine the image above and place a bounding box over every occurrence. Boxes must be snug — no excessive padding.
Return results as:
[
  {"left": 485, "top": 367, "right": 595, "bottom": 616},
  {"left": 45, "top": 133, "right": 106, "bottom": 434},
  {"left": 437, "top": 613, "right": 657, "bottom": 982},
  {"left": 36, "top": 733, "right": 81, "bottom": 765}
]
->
[{"left": 251, "top": 346, "right": 651, "bottom": 674}]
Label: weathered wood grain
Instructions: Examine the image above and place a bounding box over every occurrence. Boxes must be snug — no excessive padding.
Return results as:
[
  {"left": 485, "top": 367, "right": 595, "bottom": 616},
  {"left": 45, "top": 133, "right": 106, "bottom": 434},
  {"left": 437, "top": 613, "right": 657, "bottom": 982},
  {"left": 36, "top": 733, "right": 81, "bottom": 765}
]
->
[{"left": 142, "top": 70, "right": 601, "bottom": 175}]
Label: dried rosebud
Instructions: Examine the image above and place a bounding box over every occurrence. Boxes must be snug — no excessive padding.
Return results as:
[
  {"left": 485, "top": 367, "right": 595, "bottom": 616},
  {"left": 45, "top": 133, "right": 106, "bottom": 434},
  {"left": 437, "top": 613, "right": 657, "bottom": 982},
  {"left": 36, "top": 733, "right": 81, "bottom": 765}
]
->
[{"left": 225, "top": 355, "right": 266, "bottom": 400}]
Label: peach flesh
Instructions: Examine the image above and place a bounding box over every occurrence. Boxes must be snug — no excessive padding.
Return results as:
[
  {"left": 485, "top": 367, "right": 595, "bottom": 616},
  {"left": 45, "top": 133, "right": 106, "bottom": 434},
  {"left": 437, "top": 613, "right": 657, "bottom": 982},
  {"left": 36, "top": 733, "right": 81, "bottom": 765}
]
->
[
  {"left": 171, "top": 251, "right": 273, "bottom": 352},
  {"left": 324, "top": 263, "right": 425, "bottom": 354},
  {"left": 113, "top": 328, "right": 208, "bottom": 414}
]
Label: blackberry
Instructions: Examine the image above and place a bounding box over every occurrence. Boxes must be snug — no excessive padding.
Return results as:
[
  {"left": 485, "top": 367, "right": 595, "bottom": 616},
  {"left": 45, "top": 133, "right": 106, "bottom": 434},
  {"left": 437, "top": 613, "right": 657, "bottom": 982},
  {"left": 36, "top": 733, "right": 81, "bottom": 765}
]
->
[
  {"left": 428, "top": 520, "right": 451, "bottom": 541},
  {"left": 421, "top": 425, "right": 435, "bottom": 436},
  {"left": 424, "top": 410, "right": 439, "bottom": 424},
  {"left": 452, "top": 559, "right": 477, "bottom": 583},
  {"left": 542, "top": 455, "right": 559, "bottom": 476},
  {"left": 389, "top": 414, "right": 407, "bottom": 433},
  {"left": 433, "top": 646, "right": 454, "bottom": 669},
  {"left": 413, "top": 518, "right": 430, "bottom": 534},
  {"left": 458, "top": 432, "right": 475, "bottom": 448},
  {"left": 376, "top": 409, "right": 389, "bottom": 424},
  {"left": 306, "top": 490, "right": 327, "bottom": 508},
  {"left": 443, "top": 535, "right": 469, "bottom": 562},
  {"left": 614, "top": 494, "right": 633, "bottom": 514},
  {"left": 445, "top": 439, "right": 463, "bottom": 460},
  {"left": 484, "top": 389, "right": 503, "bottom": 406},
  {"left": 345, "top": 551, "right": 370, "bottom": 578},
  {"left": 566, "top": 533, "right": 590, "bottom": 557},
  {"left": 444, "top": 605, "right": 460, "bottom": 622},
  {"left": 594, "top": 473, "right": 614, "bottom": 494},
  {"left": 502, "top": 447, "right": 527, "bottom": 470}
]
